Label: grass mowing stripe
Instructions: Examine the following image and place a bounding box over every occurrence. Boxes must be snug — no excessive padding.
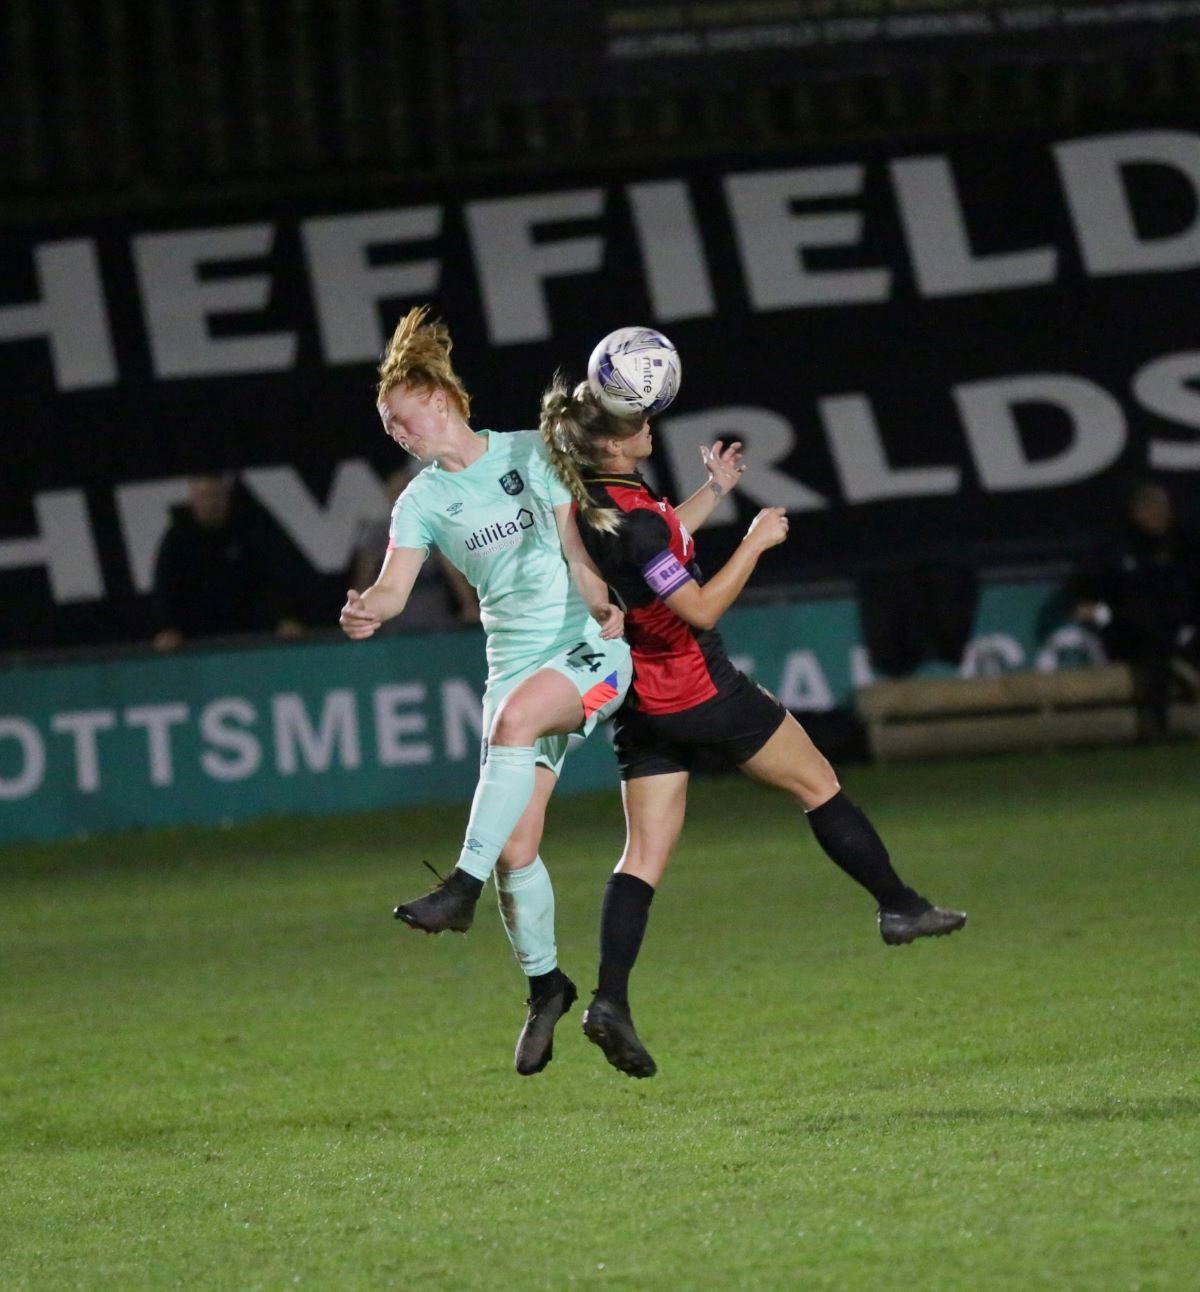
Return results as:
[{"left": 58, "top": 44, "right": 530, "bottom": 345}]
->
[{"left": 2, "top": 744, "right": 1197, "bottom": 1290}]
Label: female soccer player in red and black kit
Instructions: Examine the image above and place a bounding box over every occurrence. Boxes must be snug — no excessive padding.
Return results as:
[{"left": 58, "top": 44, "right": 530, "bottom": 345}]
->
[{"left": 540, "top": 377, "right": 967, "bottom": 1079}]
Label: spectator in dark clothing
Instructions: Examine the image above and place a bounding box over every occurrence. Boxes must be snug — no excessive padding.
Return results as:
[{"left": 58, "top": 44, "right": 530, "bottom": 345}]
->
[
  {"left": 1071, "top": 479, "right": 1200, "bottom": 740},
  {"left": 151, "top": 474, "right": 306, "bottom": 651}
]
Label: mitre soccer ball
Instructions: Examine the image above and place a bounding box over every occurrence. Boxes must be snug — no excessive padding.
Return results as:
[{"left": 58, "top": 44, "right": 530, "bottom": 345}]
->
[{"left": 587, "top": 326, "right": 682, "bottom": 418}]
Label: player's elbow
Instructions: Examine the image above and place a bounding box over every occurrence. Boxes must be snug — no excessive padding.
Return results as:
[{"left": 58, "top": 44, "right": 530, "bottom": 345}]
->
[{"left": 681, "top": 602, "right": 720, "bottom": 632}]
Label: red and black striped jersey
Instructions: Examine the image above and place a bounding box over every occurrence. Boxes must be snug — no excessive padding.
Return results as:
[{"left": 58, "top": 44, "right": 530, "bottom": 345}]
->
[{"left": 579, "top": 473, "right": 739, "bottom": 715}]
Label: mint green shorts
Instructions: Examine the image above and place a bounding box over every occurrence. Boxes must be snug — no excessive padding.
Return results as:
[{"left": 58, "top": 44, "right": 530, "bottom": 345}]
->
[{"left": 481, "top": 627, "right": 632, "bottom": 778}]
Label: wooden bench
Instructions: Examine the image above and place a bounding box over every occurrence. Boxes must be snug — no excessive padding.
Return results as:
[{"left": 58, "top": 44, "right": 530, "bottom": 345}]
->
[{"left": 855, "top": 663, "right": 1200, "bottom": 762}]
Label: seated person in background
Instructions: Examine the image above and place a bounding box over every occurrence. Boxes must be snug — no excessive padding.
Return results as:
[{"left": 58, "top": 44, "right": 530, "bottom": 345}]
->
[
  {"left": 1071, "top": 478, "right": 1199, "bottom": 739},
  {"left": 350, "top": 463, "right": 480, "bottom": 632},
  {"left": 151, "top": 474, "right": 307, "bottom": 651}
]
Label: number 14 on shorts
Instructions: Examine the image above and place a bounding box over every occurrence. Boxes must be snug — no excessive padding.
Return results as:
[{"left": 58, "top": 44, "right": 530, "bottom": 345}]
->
[{"left": 566, "top": 641, "right": 606, "bottom": 672}]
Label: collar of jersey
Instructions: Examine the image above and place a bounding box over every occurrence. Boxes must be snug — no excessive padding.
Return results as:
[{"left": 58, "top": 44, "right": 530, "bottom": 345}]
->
[{"left": 584, "top": 471, "right": 645, "bottom": 488}]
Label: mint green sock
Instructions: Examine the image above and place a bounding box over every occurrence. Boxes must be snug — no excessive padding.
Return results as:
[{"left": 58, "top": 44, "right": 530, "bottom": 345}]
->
[
  {"left": 495, "top": 857, "right": 558, "bottom": 977},
  {"left": 455, "top": 745, "right": 537, "bottom": 882}
]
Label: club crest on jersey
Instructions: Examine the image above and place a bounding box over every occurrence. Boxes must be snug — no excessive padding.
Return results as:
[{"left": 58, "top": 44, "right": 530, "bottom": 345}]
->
[{"left": 498, "top": 470, "right": 525, "bottom": 496}]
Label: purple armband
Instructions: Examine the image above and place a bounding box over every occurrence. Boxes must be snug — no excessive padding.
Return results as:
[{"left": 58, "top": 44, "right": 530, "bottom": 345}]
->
[{"left": 642, "top": 551, "right": 692, "bottom": 598}]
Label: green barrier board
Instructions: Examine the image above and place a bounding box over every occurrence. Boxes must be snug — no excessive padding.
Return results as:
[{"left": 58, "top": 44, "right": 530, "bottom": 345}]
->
[{"left": 1, "top": 582, "right": 1073, "bottom": 843}]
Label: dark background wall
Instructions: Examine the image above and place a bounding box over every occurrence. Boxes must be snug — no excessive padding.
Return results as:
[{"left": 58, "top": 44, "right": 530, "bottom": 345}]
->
[{"left": 3, "top": 0, "right": 1199, "bottom": 651}]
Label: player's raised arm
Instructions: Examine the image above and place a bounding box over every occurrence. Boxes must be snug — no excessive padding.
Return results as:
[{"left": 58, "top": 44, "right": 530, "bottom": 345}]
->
[
  {"left": 673, "top": 440, "right": 746, "bottom": 534},
  {"left": 339, "top": 545, "right": 425, "bottom": 639},
  {"left": 662, "top": 507, "right": 789, "bottom": 632}
]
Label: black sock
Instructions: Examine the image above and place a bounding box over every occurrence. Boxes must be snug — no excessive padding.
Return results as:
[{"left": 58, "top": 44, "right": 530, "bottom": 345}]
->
[
  {"left": 596, "top": 873, "right": 655, "bottom": 1006},
  {"left": 527, "top": 969, "right": 562, "bottom": 998},
  {"left": 805, "top": 791, "right": 925, "bottom": 912}
]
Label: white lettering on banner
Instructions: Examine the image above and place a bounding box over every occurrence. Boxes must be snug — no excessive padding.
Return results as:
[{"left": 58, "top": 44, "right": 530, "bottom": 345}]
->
[
  {"left": 125, "top": 703, "right": 190, "bottom": 787},
  {"left": 625, "top": 180, "right": 717, "bottom": 321},
  {"left": 961, "top": 634, "right": 1026, "bottom": 677},
  {"left": 50, "top": 709, "right": 117, "bottom": 792},
  {"left": 890, "top": 156, "right": 1057, "bottom": 295},
  {"left": 302, "top": 207, "right": 442, "bottom": 364},
  {"left": 777, "top": 651, "right": 834, "bottom": 712},
  {"left": 0, "top": 718, "right": 46, "bottom": 800},
  {"left": 441, "top": 679, "right": 485, "bottom": 761},
  {"left": 0, "top": 491, "right": 105, "bottom": 601},
  {"left": 956, "top": 374, "right": 1127, "bottom": 489},
  {"left": 14, "top": 339, "right": 1200, "bottom": 611},
  {"left": 465, "top": 189, "right": 606, "bottom": 344},
  {"left": 374, "top": 684, "right": 433, "bottom": 766},
  {"left": 1, "top": 685, "right": 480, "bottom": 805},
  {"left": 821, "top": 394, "right": 961, "bottom": 501},
  {"left": 1036, "top": 624, "right": 1106, "bottom": 672},
  {"left": 849, "top": 645, "right": 876, "bottom": 689},
  {"left": 132, "top": 224, "right": 298, "bottom": 378},
  {"left": 199, "top": 698, "right": 262, "bottom": 781},
  {"left": 273, "top": 690, "right": 362, "bottom": 774},
  {"left": 242, "top": 460, "right": 389, "bottom": 574},
  {"left": 724, "top": 165, "right": 891, "bottom": 309},
  {"left": 0, "top": 240, "right": 116, "bottom": 389},
  {"left": 659, "top": 407, "right": 828, "bottom": 520},
  {"left": 5, "top": 131, "right": 1200, "bottom": 389},
  {"left": 1133, "top": 351, "right": 1200, "bottom": 470},
  {"left": 115, "top": 477, "right": 191, "bottom": 593},
  {"left": 1055, "top": 131, "right": 1200, "bottom": 276}
]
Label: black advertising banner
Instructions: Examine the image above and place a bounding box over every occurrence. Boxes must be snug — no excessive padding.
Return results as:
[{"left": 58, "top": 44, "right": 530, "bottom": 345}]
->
[
  {"left": 3, "top": 121, "right": 1200, "bottom": 649},
  {"left": 452, "top": 0, "right": 1200, "bottom": 105}
]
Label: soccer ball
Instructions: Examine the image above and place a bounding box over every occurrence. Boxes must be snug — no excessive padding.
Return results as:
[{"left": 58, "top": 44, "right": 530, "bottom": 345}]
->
[{"left": 587, "top": 326, "right": 682, "bottom": 418}]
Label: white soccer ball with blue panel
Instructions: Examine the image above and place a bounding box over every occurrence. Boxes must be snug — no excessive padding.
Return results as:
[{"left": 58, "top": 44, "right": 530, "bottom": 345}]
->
[{"left": 587, "top": 326, "right": 682, "bottom": 418}]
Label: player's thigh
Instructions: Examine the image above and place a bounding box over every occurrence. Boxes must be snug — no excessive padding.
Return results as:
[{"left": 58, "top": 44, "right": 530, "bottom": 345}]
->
[
  {"left": 738, "top": 711, "right": 840, "bottom": 808},
  {"left": 540, "top": 629, "right": 632, "bottom": 735},
  {"left": 491, "top": 667, "right": 588, "bottom": 744},
  {"left": 490, "top": 632, "right": 632, "bottom": 746}
]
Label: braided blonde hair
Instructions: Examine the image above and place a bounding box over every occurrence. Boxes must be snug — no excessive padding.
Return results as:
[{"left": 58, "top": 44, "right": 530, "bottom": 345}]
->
[
  {"left": 377, "top": 305, "right": 472, "bottom": 417},
  {"left": 539, "top": 375, "right": 643, "bottom": 535}
]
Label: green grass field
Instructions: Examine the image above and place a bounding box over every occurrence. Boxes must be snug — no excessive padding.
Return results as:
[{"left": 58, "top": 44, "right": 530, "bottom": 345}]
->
[{"left": 3, "top": 743, "right": 1198, "bottom": 1291}]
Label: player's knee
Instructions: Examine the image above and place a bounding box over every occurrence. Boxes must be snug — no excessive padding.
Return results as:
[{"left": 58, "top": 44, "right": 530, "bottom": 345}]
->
[
  {"left": 490, "top": 698, "right": 537, "bottom": 747},
  {"left": 797, "top": 757, "right": 840, "bottom": 809},
  {"left": 498, "top": 835, "right": 539, "bottom": 869}
]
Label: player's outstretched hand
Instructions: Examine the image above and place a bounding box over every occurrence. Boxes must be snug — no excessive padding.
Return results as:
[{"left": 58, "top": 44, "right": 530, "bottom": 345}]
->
[
  {"left": 701, "top": 440, "right": 745, "bottom": 495},
  {"left": 340, "top": 589, "right": 382, "bottom": 640},
  {"left": 595, "top": 602, "right": 625, "bottom": 640},
  {"left": 745, "top": 507, "right": 790, "bottom": 550}
]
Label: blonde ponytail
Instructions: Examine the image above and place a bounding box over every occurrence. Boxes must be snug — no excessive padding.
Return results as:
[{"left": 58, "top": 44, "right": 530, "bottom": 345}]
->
[{"left": 539, "top": 376, "right": 634, "bottom": 534}]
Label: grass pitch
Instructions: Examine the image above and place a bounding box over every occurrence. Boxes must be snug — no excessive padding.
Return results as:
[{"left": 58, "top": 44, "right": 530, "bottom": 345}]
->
[{"left": 3, "top": 743, "right": 1198, "bottom": 1291}]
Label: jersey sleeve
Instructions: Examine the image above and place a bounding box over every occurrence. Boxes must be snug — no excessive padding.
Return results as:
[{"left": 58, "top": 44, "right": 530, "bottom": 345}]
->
[
  {"left": 389, "top": 486, "right": 432, "bottom": 552},
  {"left": 620, "top": 509, "right": 693, "bottom": 599}
]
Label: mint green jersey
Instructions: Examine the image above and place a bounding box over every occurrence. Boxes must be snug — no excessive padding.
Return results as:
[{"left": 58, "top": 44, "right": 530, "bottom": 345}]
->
[{"left": 389, "top": 430, "right": 592, "bottom": 683}]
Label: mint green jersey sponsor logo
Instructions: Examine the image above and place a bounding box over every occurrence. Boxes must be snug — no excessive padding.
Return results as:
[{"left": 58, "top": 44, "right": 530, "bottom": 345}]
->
[{"left": 464, "top": 507, "right": 536, "bottom": 554}]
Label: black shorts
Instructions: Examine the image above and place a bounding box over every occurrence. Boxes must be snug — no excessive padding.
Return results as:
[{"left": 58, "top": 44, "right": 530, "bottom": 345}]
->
[{"left": 614, "top": 671, "right": 789, "bottom": 780}]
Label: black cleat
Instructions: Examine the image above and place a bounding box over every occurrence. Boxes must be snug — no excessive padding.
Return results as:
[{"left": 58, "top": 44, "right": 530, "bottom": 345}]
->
[
  {"left": 582, "top": 993, "right": 657, "bottom": 1079},
  {"left": 393, "top": 864, "right": 481, "bottom": 934},
  {"left": 514, "top": 972, "right": 578, "bottom": 1076},
  {"left": 879, "top": 903, "right": 967, "bottom": 946}
]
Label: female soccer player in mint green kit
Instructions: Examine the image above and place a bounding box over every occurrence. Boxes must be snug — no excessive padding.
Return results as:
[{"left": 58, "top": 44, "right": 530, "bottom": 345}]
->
[{"left": 339, "top": 306, "right": 632, "bottom": 1076}]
